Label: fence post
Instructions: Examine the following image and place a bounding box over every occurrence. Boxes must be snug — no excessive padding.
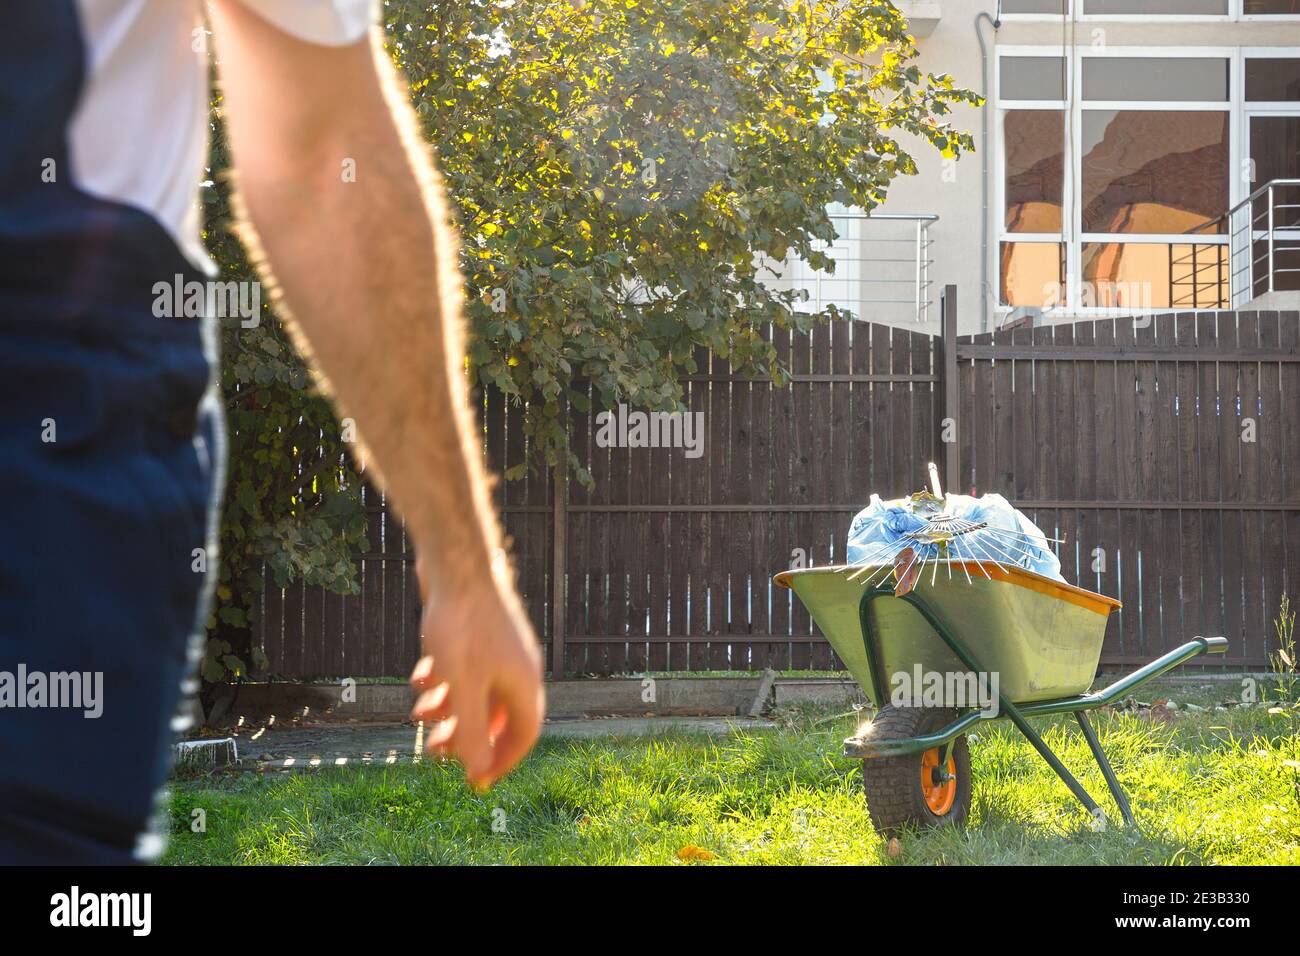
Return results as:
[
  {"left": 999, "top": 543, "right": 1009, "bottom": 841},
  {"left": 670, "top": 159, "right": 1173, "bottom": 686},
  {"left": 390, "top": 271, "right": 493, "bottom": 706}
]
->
[
  {"left": 550, "top": 464, "right": 567, "bottom": 680},
  {"left": 940, "top": 285, "right": 959, "bottom": 496}
]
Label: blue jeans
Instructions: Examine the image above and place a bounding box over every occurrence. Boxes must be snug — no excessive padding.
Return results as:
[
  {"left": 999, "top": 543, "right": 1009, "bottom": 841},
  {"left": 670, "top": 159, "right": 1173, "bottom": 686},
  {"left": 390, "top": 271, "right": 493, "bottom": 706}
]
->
[{"left": 0, "top": 304, "right": 224, "bottom": 863}]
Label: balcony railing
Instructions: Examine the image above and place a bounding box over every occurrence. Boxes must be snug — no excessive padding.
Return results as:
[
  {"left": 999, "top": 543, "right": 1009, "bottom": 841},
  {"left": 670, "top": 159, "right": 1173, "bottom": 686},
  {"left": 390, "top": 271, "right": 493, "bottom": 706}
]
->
[
  {"left": 1185, "top": 178, "right": 1300, "bottom": 309},
  {"left": 761, "top": 212, "right": 939, "bottom": 327}
]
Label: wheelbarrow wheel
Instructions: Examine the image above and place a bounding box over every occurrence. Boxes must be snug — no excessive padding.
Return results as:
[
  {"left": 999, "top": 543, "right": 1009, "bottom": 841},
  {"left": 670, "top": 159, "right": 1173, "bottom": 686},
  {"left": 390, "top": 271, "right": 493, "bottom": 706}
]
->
[{"left": 861, "top": 706, "right": 971, "bottom": 835}]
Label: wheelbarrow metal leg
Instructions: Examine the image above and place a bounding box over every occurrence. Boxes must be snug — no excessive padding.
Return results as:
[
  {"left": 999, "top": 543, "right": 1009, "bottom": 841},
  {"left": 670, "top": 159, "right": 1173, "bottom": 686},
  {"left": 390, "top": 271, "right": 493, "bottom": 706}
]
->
[
  {"left": 999, "top": 701, "right": 1102, "bottom": 819},
  {"left": 1074, "top": 711, "right": 1135, "bottom": 826}
]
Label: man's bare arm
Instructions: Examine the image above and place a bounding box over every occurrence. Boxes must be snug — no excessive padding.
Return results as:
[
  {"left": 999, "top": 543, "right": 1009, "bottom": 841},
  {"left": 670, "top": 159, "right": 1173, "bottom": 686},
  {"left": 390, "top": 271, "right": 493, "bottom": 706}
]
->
[{"left": 208, "top": 1, "right": 542, "bottom": 787}]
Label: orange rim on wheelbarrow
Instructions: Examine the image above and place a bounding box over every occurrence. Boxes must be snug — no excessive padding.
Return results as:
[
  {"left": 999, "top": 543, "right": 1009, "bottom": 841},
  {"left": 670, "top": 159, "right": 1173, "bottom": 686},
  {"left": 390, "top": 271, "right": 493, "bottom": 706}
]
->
[{"left": 920, "top": 748, "right": 957, "bottom": 815}]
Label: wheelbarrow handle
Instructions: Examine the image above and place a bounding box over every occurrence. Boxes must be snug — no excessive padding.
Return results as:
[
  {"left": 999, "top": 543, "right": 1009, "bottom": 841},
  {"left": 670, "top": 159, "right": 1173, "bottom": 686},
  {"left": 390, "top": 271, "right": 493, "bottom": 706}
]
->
[{"left": 1088, "top": 635, "right": 1230, "bottom": 706}]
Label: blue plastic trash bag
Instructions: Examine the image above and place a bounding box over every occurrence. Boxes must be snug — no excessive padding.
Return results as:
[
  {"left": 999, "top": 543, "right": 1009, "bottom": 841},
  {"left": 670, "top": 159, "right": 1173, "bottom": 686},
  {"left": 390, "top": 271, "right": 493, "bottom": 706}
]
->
[{"left": 845, "top": 492, "right": 1062, "bottom": 582}]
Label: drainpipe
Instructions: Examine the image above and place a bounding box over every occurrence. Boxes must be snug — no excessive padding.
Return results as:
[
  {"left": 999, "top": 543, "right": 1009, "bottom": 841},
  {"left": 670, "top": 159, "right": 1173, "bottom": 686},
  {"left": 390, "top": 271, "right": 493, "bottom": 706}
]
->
[{"left": 974, "top": 10, "right": 1000, "bottom": 333}]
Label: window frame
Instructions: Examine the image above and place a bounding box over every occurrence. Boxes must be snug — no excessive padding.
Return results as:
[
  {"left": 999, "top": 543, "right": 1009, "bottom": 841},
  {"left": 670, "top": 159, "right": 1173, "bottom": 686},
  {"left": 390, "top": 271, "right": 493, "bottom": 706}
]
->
[
  {"left": 1240, "top": 1, "right": 1300, "bottom": 20},
  {"left": 994, "top": 45, "right": 1240, "bottom": 316},
  {"left": 994, "top": 49, "right": 1070, "bottom": 310},
  {"left": 997, "top": 1, "right": 1299, "bottom": 21},
  {"left": 1240, "top": 47, "right": 1300, "bottom": 239}
]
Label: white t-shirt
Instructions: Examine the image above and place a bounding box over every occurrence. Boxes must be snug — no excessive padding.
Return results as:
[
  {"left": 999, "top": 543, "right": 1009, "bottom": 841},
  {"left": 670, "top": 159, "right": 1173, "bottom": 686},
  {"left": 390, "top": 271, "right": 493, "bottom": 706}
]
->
[{"left": 68, "top": 0, "right": 378, "bottom": 276}]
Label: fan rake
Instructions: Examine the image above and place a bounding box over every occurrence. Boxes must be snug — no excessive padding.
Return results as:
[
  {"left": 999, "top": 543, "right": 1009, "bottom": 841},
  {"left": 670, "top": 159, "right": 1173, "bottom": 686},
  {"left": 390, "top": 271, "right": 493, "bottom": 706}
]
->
[{"left": 846, "top": 463, "right": 1061, "bottom": 596}]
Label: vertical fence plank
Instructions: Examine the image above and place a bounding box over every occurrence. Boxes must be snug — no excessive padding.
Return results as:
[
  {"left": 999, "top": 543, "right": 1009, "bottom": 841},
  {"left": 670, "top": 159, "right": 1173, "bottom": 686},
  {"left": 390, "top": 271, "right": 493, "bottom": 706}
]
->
[
  {"left": 707, "top": 349, "right": 731, "bottom": 671},
  {"left": 1089, "top": 319, "right": 1120, "bottom": 657},
  {"left": 729, "top": 353, "right": 755, "bottom": 671},
  {"left": 1174, "top": 314, "right": 1206, "bottom": 653},
  {"left": 605, "top": 405, "right": 630, "bottom": 676},
  {"left": 1258, "top": 313, "right": 1285, "bottom": 662},
  {"left": 890, "top": 327, "right": 913, "bottom": 494},
  {"left": 565, "top": 383, "right": 591, "bottom": 679},
  {"left": 261, "top": 564, "right": 284, "bottom": 675},
  {"left": 1216, "top": 313, "right": 1245, "bottom": 664},
  {"left": 321, "top": 590, "right": 345, "bottom": 681},
  {"left": 688, "top": 347, "right": 712, "bottom": 671},
  {"left": 809, "top": 322, "right": 834, "bottom": 669},
  {"left": 941, "top": 287, "right": 960, "bottom": 495},
  {"left": 624, "top": 406, "right": 650, "bottom": 675},
  {"left": 871, "top": 323, "right": 894, "bottom": 496},
  {"left": 1072, "top": 321, "right": 1096, "bottom": 596},
  {"left": 1134, "top": 317, "right": 1159, "bottom": 657},
  {"left": 750, "top": 326, "right": 775, "bottom": 671},
  {"left": 770, "top": 329, "right": 794, "bottom": 669},
  {"left": 1280, "top": 314, "right": 1300, "bottom": 634},
  {"left": 1154, "top": 315, "right": 1183, "bottom": 650},
  {"left": 1238, "top": 312, "right": 1264, "bottom": 664},
  {"left": 1053, "top": 325, "right": 1078, "bottom": 590},
  {"left": 1197, "top": 314, "right": 1226, "bottom": 651}
]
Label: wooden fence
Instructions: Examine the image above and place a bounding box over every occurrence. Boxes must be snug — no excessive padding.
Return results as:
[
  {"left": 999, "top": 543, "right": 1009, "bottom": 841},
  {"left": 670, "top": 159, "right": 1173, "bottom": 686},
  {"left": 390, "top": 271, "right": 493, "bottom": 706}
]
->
[
  {"left": 954, "top": 308, "right": 1300, "bottom": 670},
  {"left": 255, "top": 298, "right": 1300, "bottom": 677}
]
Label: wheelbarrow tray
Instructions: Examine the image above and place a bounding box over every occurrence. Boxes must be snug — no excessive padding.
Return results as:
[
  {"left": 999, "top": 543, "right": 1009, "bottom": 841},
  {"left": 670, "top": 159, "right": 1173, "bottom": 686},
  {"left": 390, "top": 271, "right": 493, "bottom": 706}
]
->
[{"left": 774, "top": 562, "right": 1121, "bottom": 707}]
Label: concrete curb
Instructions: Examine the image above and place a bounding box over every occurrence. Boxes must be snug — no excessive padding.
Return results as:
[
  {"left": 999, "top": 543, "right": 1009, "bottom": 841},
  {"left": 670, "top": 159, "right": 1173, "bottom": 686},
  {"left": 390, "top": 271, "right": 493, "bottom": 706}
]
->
[
  {"left": 223, "top": 677, "right": 768, "bottom": 723},
  {"left": 773, "top": 679, "right": 868, "bottom": 707}
]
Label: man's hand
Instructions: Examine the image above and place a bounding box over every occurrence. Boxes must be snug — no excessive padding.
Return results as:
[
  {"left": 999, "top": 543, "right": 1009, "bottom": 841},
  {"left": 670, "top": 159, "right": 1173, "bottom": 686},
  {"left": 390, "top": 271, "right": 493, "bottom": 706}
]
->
[{"left": 409, "top": 571, "right": 544, "bottom": 790}]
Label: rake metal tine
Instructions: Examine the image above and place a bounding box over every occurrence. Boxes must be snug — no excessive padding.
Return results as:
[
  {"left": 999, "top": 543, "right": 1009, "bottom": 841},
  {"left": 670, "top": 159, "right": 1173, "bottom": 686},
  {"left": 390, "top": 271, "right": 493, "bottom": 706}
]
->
[
  {"left": 848, "top": 558, "right": 891, "bottom": 584},
  {"left": 855, "top": 561, "right": 894, "bottom": 590},
  {"left": 971, "top": 531, "right": 1046, "bottom": 569},
  {"left": 948, "top": 538, "right": 976, "bottom": 584},
  {"left": 955, "top": 536, "right": 994, "bottom": 579},
  {"left": 964, "top": 539, "right": 1004, "bottom": 577},
  {"left": 847, "top": 542, "right": 898, "bottom": 568},
  {"left": 967, "top": 536, "right": 1013, "bottom": 577},
  {"left": 846, "top": 544, "right": 899, "bottom": 581},
  {"left": 970, "top": 533, "right": 1022, "bottom": 566},
  {"left": 981, "top": 525, "right": 1064, "bottom": 546},
  {"left": 972, "top": 535, "right": 1040, "bottom": 564}
]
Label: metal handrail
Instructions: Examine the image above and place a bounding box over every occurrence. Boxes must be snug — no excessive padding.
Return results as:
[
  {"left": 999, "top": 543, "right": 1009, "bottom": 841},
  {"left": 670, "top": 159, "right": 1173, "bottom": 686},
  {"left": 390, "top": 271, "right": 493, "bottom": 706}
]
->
[
  {"left": 834, "top": 213, "right": 941, "bottom": 222},
  {"left": 1184, "top": 178, "right": 1300, "bottom": 308},
  {"left": 766, "top": 211, "right": 941, "bottom": 325},
  {"left": 1187, "top": 178, "right": 1300, "bottom": 235}
]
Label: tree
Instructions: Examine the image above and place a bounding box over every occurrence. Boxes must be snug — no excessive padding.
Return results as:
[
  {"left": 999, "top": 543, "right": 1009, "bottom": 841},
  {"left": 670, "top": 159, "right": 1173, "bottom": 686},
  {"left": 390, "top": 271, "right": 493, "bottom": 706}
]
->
[
  {"left": 386, "top": 0, "right": 979, "bottom": 480},
  {"left": 202, "top": 0, "right": 978, "bottom": 686}
]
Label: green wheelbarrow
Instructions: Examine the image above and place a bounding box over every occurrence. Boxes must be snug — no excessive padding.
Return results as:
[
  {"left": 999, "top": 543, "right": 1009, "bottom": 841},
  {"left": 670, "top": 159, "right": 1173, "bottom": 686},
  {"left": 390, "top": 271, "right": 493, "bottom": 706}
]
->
[{"left": 774, "top": 561, "right": 1228, "bottom": 833}]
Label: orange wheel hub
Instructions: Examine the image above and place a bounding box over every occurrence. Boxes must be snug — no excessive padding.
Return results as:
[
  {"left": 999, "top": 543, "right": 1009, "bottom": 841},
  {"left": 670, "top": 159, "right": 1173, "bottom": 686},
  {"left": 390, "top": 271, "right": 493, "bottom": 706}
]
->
[{"left": 920, "top": 747, "right": 957, "bottom": 815}]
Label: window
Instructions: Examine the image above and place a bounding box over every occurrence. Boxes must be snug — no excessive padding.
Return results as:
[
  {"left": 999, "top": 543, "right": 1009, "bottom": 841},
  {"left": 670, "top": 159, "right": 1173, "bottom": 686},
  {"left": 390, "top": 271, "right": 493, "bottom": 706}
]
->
[
  {"left": 1244, "top": 0, "right": 1300, "bottom": 13},
  {"left": 1005, "top": 111, "right": 1065, "bottom": 232},
  {"left": 1082, "top": 58, "right": 1229, "bottom": 102},
  {"left": 1001, "top": 0, "right": 1067, "bottom": 12},
  {"left": 1246, "top": 59, "right": 1300, "bottom": 101},
  {"left": 1001, "top": 243, "right": 1066, "bottom": 307},
  {"left": 1080, "top": 110, "right": 1229, "bottom": 234},
  {"left": 1250, "top": 116, "right": 1300, "bottom": 187},
  {"left": 1000, "top": 57, "right": 1065, "bottom": 101},
  {"left": 997, "top": 52, "right": 1233, "bottom": 311},
  {"left": 1081, "top": 242, "right": 1228, "bottom": 308},
  {"left": 1083, "top": 0, "right": 1227, "bottom": 12},
  {"left": 1244, "top": 57, "right": 1300, "bottom": 291},
  {"left": 998, "top": 56, "right": 1067, "bottom": 307}
]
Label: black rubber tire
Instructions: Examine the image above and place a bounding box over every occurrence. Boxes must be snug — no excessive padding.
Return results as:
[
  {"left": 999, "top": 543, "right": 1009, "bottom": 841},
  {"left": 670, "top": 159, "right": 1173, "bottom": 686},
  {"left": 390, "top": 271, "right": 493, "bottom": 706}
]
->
[{"left": 860, "top": 705, "right": 972, "bottom": 835}]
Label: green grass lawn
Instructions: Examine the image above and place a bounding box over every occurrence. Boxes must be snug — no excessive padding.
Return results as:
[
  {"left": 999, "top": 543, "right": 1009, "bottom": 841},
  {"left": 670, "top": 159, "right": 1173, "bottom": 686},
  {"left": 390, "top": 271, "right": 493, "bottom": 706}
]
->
[{"left": 163, "top": 692, "right": 1300, "bottom": 865}]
